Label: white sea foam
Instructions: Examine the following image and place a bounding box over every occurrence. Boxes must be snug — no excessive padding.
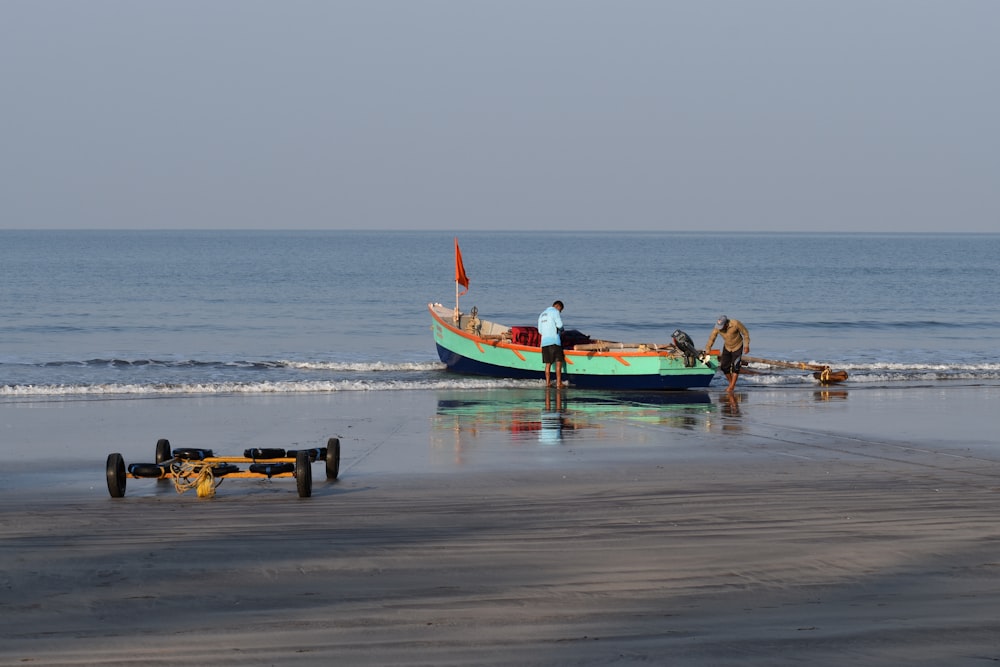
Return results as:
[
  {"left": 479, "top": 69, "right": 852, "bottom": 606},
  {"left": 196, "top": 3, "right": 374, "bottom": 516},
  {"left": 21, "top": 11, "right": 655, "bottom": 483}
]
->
[
  {"left": 279, "top": 360, "right": 446, "bottom": 372},
  {"left": 4, "top": 362, "right": 998, "bottom": 397},
  {"left": 0, "top": 377, "right": 538, "bottom": 397}
]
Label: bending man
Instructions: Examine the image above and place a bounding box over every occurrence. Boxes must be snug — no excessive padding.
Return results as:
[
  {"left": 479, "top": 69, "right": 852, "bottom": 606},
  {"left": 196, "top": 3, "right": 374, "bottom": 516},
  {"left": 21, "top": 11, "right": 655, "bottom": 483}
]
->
[{"left": 705, "top": 315, "right": 749, "bottom": 392}]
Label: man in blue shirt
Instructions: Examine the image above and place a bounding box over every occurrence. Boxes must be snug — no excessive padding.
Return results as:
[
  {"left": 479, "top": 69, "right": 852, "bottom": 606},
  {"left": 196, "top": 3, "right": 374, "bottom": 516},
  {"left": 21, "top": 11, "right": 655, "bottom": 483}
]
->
[{"left": 537, "top": 300, "right": 565, "bottom": 387}]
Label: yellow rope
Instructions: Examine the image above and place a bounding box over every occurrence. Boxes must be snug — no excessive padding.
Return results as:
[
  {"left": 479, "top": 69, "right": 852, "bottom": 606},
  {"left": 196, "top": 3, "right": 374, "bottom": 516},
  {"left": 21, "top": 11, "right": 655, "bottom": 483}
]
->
[{"left": 169, "top": 460, "right": 222, "bottom": 498}]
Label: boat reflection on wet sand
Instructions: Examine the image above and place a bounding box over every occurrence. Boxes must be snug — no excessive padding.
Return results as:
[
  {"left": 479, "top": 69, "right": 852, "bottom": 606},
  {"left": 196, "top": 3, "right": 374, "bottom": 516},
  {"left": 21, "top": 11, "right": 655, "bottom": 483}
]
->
[{"left": 434, "top": 388, "right": 714, "bottom": 444}]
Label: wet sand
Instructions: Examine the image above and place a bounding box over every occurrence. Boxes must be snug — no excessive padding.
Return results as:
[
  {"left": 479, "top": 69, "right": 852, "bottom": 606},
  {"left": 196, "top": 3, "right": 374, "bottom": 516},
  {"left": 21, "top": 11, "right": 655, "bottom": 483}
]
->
[{"left": 2, "top": 384, "right": 1000, "bottom": 665}]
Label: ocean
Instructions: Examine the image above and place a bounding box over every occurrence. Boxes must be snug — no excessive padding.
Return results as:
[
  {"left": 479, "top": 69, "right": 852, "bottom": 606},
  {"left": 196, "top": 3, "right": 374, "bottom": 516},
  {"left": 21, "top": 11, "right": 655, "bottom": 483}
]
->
[{"left": 2, "top": 230, "right": 998, "bottom": 397}]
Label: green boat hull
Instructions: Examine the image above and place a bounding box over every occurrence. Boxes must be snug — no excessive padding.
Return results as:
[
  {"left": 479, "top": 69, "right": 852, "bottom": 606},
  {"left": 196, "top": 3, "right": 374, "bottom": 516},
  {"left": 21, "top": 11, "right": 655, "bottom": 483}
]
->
[{"left": 430, "top": 304, "right": 718, "bottom": 390}]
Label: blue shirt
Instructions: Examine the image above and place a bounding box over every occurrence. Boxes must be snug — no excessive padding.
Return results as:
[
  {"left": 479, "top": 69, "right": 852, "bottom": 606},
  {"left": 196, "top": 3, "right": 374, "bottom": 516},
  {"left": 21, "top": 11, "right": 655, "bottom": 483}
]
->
[{"left": 537, "top": 306, "right": 563, "bottom": 347}]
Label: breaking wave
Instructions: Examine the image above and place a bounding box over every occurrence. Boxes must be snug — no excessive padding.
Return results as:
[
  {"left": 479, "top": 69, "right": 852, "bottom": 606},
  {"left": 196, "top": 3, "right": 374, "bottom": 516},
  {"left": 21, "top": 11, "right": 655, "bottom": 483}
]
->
[
  {"left": 27, "top": 358, "right": 445, "bottom": 372},
  {"left": 0, "top": 363, "right": 1000, "bottom": 397},
  {"left": 0, "top": 377, "right": 538, "bottom": 397}
]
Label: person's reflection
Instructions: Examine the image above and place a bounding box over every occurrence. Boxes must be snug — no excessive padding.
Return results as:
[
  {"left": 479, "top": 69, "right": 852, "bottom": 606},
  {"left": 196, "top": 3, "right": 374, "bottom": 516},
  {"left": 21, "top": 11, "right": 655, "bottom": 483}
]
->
[
  {"left": 720, "top": 392, "right": 745, "bottom": 432},
  {"left": 540, "top": 386, "right": 565, "bottom": 444}
]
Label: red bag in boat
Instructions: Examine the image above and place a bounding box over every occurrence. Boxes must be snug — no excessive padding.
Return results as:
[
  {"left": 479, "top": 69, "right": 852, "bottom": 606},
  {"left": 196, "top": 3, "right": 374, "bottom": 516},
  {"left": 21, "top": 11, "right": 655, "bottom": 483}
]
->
[{"left": 511, "top": 326, "right": 541, "bottom": 347}]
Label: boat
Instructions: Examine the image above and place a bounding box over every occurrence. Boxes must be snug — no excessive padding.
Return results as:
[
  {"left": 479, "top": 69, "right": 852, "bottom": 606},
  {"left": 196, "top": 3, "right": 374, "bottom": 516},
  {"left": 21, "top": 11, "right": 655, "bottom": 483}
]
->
[{"left": 429, "top": 303, "right": 719, "bottom": 390}]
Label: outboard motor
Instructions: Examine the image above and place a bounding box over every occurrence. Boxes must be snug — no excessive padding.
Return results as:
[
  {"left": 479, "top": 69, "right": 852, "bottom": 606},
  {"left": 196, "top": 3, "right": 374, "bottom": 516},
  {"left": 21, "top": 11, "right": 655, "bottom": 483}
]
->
[{"left": 672, "top": 329, "right": 699, "bottom": 368}]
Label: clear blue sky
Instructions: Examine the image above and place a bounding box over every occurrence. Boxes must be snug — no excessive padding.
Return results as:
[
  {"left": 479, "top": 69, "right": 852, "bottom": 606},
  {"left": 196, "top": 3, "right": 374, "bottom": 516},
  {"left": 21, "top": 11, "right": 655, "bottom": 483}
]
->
[{"left": 2, "top": 1, "right": 997, "bottom": 232}]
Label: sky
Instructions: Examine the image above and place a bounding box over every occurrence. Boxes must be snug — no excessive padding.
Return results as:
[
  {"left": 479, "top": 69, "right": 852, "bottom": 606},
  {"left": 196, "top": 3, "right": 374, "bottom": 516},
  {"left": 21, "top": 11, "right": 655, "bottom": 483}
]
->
[{"left": 2, "top": 1, "right": 998, "bottom": 232}]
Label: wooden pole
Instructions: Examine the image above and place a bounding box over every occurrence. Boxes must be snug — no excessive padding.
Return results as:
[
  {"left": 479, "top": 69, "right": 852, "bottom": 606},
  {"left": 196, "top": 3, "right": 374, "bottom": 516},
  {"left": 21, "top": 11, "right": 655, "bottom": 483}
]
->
[
  {"left": 742, "top": 356, "right": 829, "bottom": 372},
  {"left": 742, "top": 356, "right": 848, "bottom": 383}
]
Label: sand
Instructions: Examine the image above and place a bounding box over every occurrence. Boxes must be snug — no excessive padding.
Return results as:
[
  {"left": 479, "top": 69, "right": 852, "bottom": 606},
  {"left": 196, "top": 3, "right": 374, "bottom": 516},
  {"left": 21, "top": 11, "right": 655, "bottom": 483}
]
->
[{"left": 2, "top": 384, "right": 999, "bottom": 666}]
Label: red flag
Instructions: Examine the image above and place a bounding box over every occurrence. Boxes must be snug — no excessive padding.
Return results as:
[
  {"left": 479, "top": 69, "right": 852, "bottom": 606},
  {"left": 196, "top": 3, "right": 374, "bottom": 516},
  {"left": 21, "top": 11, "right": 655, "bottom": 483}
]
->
[{"left": 455, "top": 238, "right": 470, "bottom": 295}]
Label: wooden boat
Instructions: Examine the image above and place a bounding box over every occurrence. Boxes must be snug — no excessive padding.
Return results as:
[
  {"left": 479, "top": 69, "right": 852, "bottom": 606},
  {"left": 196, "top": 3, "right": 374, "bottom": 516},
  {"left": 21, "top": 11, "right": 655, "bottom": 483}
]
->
[{"left": 429, "top": 303, "right": 719, "bottom": 390}]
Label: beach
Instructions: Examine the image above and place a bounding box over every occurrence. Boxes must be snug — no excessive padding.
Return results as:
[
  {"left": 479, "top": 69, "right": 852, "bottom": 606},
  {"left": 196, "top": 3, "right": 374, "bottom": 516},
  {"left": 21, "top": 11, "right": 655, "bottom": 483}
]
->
[{"left": 2, "top": 383, "right": 999, "bottom": 666}]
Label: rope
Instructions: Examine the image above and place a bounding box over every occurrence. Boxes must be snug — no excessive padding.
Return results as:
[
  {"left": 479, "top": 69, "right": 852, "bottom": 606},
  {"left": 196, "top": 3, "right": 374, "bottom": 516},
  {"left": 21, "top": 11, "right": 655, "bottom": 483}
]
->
[{"left": 169, "top": 460, "right": 222, "bottom": 498}]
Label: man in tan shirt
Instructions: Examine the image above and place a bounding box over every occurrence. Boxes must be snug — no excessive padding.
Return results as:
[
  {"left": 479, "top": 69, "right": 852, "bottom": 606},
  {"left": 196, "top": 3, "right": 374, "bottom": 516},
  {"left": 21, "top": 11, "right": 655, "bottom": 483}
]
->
[{"left": 705, "top": 315, "right": 750, "bottom": 392}]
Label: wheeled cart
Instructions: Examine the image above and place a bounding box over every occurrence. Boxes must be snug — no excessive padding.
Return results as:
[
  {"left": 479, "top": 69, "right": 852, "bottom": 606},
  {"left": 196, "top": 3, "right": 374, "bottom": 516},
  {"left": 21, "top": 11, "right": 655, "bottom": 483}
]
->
[{"left": 106, "top": 438, "right": 341, "bottom": 498}]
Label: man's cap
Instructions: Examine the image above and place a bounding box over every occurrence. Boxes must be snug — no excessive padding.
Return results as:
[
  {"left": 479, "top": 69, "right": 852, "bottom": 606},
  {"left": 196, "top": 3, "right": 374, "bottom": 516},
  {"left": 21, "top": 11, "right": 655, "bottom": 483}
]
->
[{"left": 716, "top": 316, "right": 729, "bottom": 328}]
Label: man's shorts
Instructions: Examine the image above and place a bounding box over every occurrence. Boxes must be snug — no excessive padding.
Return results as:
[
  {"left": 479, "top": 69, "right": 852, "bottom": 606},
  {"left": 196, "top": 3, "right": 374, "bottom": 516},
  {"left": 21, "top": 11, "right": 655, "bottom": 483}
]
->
[
  {"left": 720, "top": 347, "right": 743, "bottom": 375},
  {"left": 541, "top": 345, "right": 565, "bottom": 364}
]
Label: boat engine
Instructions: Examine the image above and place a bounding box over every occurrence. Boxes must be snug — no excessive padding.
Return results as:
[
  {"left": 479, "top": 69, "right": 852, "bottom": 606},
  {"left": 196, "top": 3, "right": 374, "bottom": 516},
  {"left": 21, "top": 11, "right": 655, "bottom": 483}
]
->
[{"left": 672, "top": 329, "right": 699, "bottom": 368}]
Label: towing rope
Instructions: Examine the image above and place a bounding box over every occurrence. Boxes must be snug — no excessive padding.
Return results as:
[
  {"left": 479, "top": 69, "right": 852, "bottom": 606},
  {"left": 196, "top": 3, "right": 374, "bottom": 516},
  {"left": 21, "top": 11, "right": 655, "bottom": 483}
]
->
[{"left": 169, "top": 461, "right": 222, "bottom": 498}]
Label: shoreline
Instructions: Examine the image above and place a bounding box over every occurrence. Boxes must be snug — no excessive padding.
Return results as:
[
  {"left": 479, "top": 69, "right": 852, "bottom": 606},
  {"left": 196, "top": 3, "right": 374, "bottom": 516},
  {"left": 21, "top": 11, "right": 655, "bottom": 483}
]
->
[{"left": 2, "top": 384, "right": 999, "bottom": 665}]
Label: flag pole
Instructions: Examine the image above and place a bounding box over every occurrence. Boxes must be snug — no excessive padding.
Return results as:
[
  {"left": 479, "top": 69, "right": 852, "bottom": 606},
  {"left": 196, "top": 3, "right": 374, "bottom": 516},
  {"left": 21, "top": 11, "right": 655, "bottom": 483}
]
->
[{"left": 453, "top": 238, "right": 469, "bottom": 322}]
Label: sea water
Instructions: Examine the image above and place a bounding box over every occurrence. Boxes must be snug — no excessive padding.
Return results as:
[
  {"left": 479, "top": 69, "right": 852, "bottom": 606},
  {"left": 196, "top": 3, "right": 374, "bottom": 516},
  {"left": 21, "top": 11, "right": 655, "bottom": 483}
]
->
[{"left": 1, "top": 230, "right": 998, "bottom": 397}]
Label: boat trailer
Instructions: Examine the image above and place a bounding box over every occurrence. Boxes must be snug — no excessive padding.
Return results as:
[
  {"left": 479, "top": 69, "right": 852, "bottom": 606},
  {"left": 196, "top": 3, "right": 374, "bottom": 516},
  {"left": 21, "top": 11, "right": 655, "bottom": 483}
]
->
[{"left": 106, "top": 438, "right": 341, "bottom": 499}]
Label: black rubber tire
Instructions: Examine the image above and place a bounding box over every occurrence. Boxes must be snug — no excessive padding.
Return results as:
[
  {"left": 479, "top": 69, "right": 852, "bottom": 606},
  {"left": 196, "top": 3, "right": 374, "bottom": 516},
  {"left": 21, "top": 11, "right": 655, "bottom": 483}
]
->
[
  {"left": 172, "top": 448, "right": 213, "bottom": 460},
  {"left": 128, "top": 462, "right": 165, "bottom": 478},
  {"left": 106, "top": 453, "right": 126, "bottom": 498},
  {"left": 155, "top": 439, "right": 172, "bottom": 463},
  {"left": 243, "top": 447, "right": 286, "bottom": 460},
  {"left": 325, "top": 437, "right": 341, "bottom": 481},
  {"left": 296, "top": 450, "right": 312, "bottom": 498},
  {"left": 212, "top": 463, "right": 241, "bottom": 476},
  {"left": 248, "top": 462, "right": 294, "bottom": 476}
]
